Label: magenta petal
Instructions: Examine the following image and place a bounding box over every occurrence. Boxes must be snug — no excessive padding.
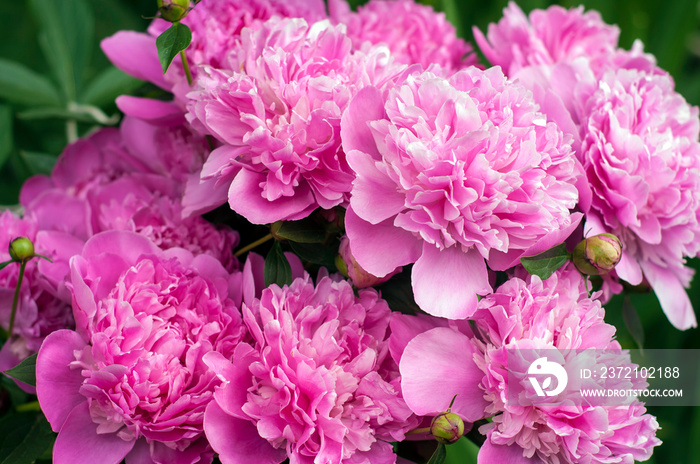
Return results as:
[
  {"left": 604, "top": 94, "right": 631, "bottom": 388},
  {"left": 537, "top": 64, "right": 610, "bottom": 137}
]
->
[
  {"left": 228, "top": 169, "right": 316, "bottom": 224},
  {"left": 101, "top": 32, "right": 168, "bottom": 89},
  {"left": 340, "top": 86, "right": 385, "bottom": 158},
  {"left": 204, "top": 402, "right": 285, "bottom": 464},
  {"left": 412, "top": 244, "right": 490, "bottom": 319},
  {"left": 115, "top": 96, "right": 186, "bottom": 126},
  {"left": 388, "top": 313, "right": 447, "bottom": 365},
  {"left": 53, "top": 402, "right": 135, "bottom": 464},
  {"left": 204, "top": 347, "right": 257, "bottom": 419},
  {"left": 345, "top": 207, "right": 421, "bottom": 277},
  {"left": 643, "top": 262, "right": 697, "bottom": 330},
  {"left": 400, "top": 327, "right": 487, "bottom": 422},
  {"left": 181, "top": 175, "right": 229, "bottom": 218},
  {"left": 36, "top": 330, "right": 88, "bottom": 431},
  {"left": 478, "top": 438, "right": 537, "bottom": 464},
  {"left": 81, "top": 230, "right": 162, "bottom": 263},
  {"left": 347, "top": 149, "right": 406, "bottom": 224}
]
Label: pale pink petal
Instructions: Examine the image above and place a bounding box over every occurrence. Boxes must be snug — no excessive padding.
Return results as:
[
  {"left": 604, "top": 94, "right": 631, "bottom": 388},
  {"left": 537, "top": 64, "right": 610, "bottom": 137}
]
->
[
  {"left": 643, "top": 262, "right": 697, "bottom": 329},
  {"left": 345, "top": 207, "right": 422, "bottom": 277},
  {"left": 412, "top": 244, "right": 490, "bottom": 319},
  {"left": 400, "top": 327, "right": 487, "bottom": 421},
  {"left": 478, "top": 438, "right": 538, "bottom": 464},
  {"left": 53, "top": 402, "right": 135, "bottom": 464},
  {"left": 347, "top": 149, "right": 406, "bottom": 224},
  {"left": 340, "top": 86, "right": 385, "bottom": 158},
  {"left": 36, "top": 330, "right": 88, "bottom": 431}
]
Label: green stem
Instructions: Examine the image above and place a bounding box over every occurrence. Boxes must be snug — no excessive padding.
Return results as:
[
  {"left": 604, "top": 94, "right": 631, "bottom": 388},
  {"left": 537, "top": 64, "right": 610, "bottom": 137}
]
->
[
  {"left": 8, "top": 260, "right": 27, "bottom": 338},
  {"left": 180, "top": 49, "right": 193, "bottom": 86},
  {"left": 234, "top": 233, "right": 274, "bottom": 257},
  {"left": 406, "top": 427, "right": 432, "bottom": 435}
]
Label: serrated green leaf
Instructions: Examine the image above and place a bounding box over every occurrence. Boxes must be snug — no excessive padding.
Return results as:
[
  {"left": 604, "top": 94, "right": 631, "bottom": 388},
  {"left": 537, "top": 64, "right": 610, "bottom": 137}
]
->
[
  {"left": 428, "top": 443, "right": 447, "bottom": 464},
  {"left": 29, "top": 0, "right": 94, "bottom": 101},
  {"left": 0, "top": 106, "right": 12, "bottom": 170},
  {"left": 19, "top": 151, "right": 57, "bottom": 176},
  {"left": 0, "top": 413, "right": 54, "bottom": 464},
  {"left": 264, "top": 241, "right": 293, "bottom": 288},
  {"left": 4, "top": 353, "right": 37, "bottom": 387},
  {"left": 520, "top": 243, "right": 571, "bottom": 280},
  {"left": 288, "top": 241, "right": 336, "bottom": 268},
  {"left": 622, "top": 295, "right": 645, "bottom": 351},
  {"left": 81, "top": 67, "right": 143, "bottom": 107},
  {"left": 156, "top": 23, "right": 192, "bottom": 74},
  {"left": 0, "top": 60, "right": 61, "bottom": 107},
  {"left": 273, "top": 218, "right": 326, "bottom": 244}
]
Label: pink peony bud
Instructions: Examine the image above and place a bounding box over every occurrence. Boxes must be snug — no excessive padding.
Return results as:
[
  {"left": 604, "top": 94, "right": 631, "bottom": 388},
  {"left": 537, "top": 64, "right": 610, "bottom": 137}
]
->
[
  {"left": 572, "top": 233, "right": 622, "bottom": 275},
  {"left": 430, "top": 411, "right": 465, "bottom": 444},
  {"left": 157, "top": 0, "right": 191, "bottom": 22},
  {"left": 337, "top": 236, "right": 399, "bottom": 288},
  {"left": 8, "top": 237, "right": 34, "bottom": 262}
]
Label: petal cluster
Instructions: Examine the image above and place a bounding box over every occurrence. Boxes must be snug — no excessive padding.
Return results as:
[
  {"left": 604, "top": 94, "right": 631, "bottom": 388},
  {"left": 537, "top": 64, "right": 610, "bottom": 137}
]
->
[{"left": 204, "top": 275, "right": 418, "bottom": 464}]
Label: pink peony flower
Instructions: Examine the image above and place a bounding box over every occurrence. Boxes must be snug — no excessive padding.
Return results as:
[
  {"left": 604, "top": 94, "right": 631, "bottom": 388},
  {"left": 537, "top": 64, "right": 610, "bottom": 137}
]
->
[
  {"left": 203, "top": 275, "right": 419, "bottom": 464},
  {"left": 329, "top": 0, "right": 477, "bottom": 72},
  {"left": 186, "top": 17, "right": 406, "bottom": 223},
  {"left": 101, "top": 0, "right": 327, "bottom": 106},
  {"left": 21, "top": 120, "right": 240, "bottom": 272},
  {"left": 0, "top": 211, "right": 75, "bottom": 367},
  {"left": 396, "top": 266, "right": 661, "bottom": 463},
  {"left": 579, "top": 68, "right": 700, "bottom": 329},
  {"left": 342, "top": 66, "right": 581, "bottom": 319},
  {"left": 473, "top": 2, "right": 620, "bottom": 77},
  {"left": 36, "top": 231, "right": 259, "bottom": 464},
  {"left": 337, "top": 235, "right": 400, "bottom": 288}
]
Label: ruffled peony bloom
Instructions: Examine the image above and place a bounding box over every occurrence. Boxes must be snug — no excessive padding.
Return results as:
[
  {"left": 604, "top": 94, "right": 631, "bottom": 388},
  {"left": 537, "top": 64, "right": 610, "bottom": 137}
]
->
[
  {"left": 342, "top": 66, "right": 581, "bottom": 319},
  {"left": 186, "top": 17, "right": 406, "bottom": 223},
  {"left": 203, "top": 275, "right": 418, "bottom": 464},
  {"left": 579, "top": 68, "right": 700, "bottom": 329},
  {"left": 101, "top": 0, "right": 327, "bottom": 108},
  {"left": 0, "top": 211, "right": 75, "bottom": 369},
  {"left": 337, "top": 235, "right": 400, "bottom": 288},
  {"left": 36, "top": 231, "right": 258, "bottom": 464},
  {"left": 329, "top": 0, "right": 476, "bottom": 72},
  {"left": 20, "top": 120, "right": 240, "bottom": 272},
  {"left": 396, "top": 266, "right": 661, "bottom": 463}
]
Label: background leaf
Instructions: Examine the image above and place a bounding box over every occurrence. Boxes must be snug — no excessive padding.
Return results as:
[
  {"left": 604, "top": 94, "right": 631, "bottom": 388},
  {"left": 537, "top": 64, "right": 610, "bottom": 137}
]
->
[
  {"left": 264, "top": 241, "right": 293, "bottom": 288},
  {"left": 520, "top": 243, "right": 571, "bottom": 280},
  {"left": 156, "top": 22, "right": 192, "bottom": 73},
  {"left": 81, "top": 67, "right": 142, "bottom": 107},
  {"left": 0, "top": 60, "right": 61, "bottom": 107},
  {"left": 0, "top": 413, "right": 54, "bottom": 464},
  {"left": 273, "top": 218, "right": 326, "bottom": 244},
  {"left": 4, "top": 353, "right": 37, "bottom": 387},
  {"left": 622, "top": 295, "right": 645, "bottom": 350},
  {"left": 0, "top": 106, "right": 12, "bottom": 170},
  {"left": 427, "top": 443, "right": 447, "bottom": 464}
]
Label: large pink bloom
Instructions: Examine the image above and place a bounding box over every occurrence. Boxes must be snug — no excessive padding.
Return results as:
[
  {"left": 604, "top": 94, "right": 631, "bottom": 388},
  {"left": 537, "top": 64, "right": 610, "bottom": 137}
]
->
[
  {"left": 342, "top": 66, "right": 581, "bottom": 319},
  {"left": 396, "top": 266, "right": 661, "bottom": 463},
  {"left": 329, "top": 0, "right": 476, "bottom": 72},
  {"left": 186, "top": 17, "right": 406, "bottom": 223},
  {"left": 36, "top": 231, "right": 258, "bottom": 464},
  {"left": 203, "top": 275, "right": 418, "bottom": 464}
]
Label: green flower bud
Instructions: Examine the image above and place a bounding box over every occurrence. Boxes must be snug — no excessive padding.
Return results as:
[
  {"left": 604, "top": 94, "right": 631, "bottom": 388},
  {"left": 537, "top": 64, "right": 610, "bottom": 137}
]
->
[
  {"left": 572, "top": 233, "right": 622, "bottom": 275},
  {"left": 430, "top": 411, "right": 465, "bottom": 444},
  {"left": 8, "top": 237, "right": 35, "bottom": 262},
  {"left": 157, "top": 0, "right": 191, "bottom": 22}
]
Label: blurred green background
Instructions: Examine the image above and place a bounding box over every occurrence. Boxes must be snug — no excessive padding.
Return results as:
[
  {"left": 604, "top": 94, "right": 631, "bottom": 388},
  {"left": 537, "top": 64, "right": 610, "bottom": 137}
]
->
[{"left": 1, "top": 0, "right": 699, "bottom": 462}]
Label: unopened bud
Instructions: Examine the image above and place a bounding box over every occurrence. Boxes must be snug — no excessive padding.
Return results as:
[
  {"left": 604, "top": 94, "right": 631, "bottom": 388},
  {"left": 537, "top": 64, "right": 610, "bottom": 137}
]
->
[
  {"left": 572, "top": 233, "right": 622, "bottom": 275},
  {"left": 430, "top": 411, "right": 465, "bottom": 444},
  {"left": 157, "top": 0, "right": 191, "bottom": 22},
  {"left": 8, "top": 237, "right": 34, "bottom": 262},
  {"left": 337, "top": 236, "right": 398, "bottom": 288}
]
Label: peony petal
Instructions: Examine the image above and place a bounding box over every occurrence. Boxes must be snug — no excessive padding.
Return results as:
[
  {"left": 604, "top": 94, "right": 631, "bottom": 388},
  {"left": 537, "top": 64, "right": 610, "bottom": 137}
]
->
[
  {"left": 643, "top": 262, "right": 697, "bottom": 330},
  {"left": 345, "top": 207, "right": 422, "bottom": 277},
  {"left": 204, "top": 402, "right": 285, "bottom": 464},
  {"left": 36, "top": 330, "right": 88, "bottom": 431},
  {"left": 478, "top": 438, "right": 538, "bottom": 464},
  {"left": 53, "top": 402, "right": 135, "bottom": 464},
  {"left": 340, "top": 86, "right": 385, "bottom": 158},
  {"left": 101, "top": 32, "right": 168, "bottom": 89},
  {"left": 227, "top": 169, "right": 316, "bottom": 224},
  {"left": 347, "top": 149, "right": 406, "bottom": 224},
  {"left": 115, "top": 96, "right": 186, "bottom": 126},
  {"left": 412, "top": 244, "right": 490, "bottom": 319},
  {"left": 400, "top": 327, "right": 488, "bottom": 422},
  {"left": 388, "top": 313, "right": 447, "bottom": 365}
]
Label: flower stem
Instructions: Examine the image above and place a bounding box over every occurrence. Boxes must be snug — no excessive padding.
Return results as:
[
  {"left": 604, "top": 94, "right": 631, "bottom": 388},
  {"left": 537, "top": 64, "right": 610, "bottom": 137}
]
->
[
  {"left": 180, "top": 49, "right": 193, "bottom": 85},
  {"left": 8, "top": 260, "right": 27, "bottom": 338},
  {"left": 406, "top": 427, "right": 432, "bottom": 435},
  {"left": 234, "top": 233, "right": 274, "bottom": 257}
]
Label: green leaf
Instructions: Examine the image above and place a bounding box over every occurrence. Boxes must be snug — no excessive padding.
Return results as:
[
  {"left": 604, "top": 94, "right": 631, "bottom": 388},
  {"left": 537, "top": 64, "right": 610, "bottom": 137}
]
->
[
  {"left": 4, "top": 353, "right": 37, "bottom": 387},
  {"left": 19, "top": 151, "right": 57, "bottom": 176},
  {"left": 0, "top": 261, "right": 14, "bottom": 271},
  {"left": 445, "top": 437, "right": 479, "bottom": 464},
  {"left": 377, "top": 270, "right": 421, "bottom": 314},
  {"left": 0, "top": 59, "right": 61, "bottom": 107},
  {"left": 156, "top": 23, "right": 192, "bottom": 74},
  {"left": 427, "top": 443, "right": 447, "bottom": 464},
  {"left": 264, "top": 241, "right": 293, "bottom": 288},
  {"left": 520, "top": 243, "right": 571, "bottom": 280},
  {"left": 17, "top": 107, "right": 117, "bottom": 125},
  {"left": 272, "top": 218, "right": 326, "bottom": 244},
  {"left": 0, "top": 106, "right": 12, "bottom": 170},
  {"left": 81, "top": 67, "right": 143, "bottom": 108},
  {"left": 622, "top": 295, "right": 645, "bottom": 351},
  {"left": 29, "top": 0, "right": 94, "bottom": 101},
  {"left": 288, "top": 241, "right": 336, "bottom": 269},
  {"left": 0, "top": 413, "right": 55, "bottom": 464}
]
